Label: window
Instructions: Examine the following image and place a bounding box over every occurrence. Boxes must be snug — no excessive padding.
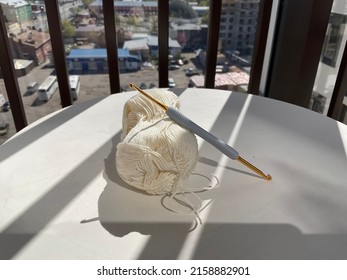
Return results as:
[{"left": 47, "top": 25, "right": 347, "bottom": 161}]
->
[
  {"left": 312, "top": 1, "right": 347, "bottom": 123},
  {"left": 0, "top": 1, "right": 70, "bottom": 141},
  {"left": 188, "top": 0, "right": 262, "bottom": 90},
  {"left": 3, "top": 0, "right": 345, "bottom": 143}
]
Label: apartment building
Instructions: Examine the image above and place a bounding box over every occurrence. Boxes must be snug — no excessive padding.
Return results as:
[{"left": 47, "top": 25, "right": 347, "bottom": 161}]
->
[
  {"left": 219, "top": 0, "right": 259, "bottom": 55},
  {"left": 0, "top": 0, "right": 33, "bottom": 34},
  {"left": 10, "top": 29, "right": 52, "bottom": 65},
  {"left": 89, "top": 0, "right": 158, "bottom": 18}
]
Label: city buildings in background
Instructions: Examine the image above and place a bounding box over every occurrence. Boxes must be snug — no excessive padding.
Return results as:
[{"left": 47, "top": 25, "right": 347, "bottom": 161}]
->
[
  {"left": 0, "top": 0, "right": 257, "bottom": 82},
  {"left": 219, "top": 0, "right": 259, "bottom": 56},
  {"left": 2, "top": 0, "right": 346, "bottom": 141},
  {"left": 0, "top": 0, "right": 33, "bottom": 34}
]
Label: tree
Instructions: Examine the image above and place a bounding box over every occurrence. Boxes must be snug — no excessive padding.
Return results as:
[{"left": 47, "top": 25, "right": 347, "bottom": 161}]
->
[
  {"left": 169, "top": 0, "right": 197, "bottom": 19},
  {"left": 70, "top": 6, "right": 81, "bottom": 17},
  {"left": 61, "top": 20, "right": 76, "bottom": 38},
  {"left": 127, "top": 15, "right": 140, "bottom": 27},
  {"left": 199, "top": 0, "right": 210, "bottom": 6},
  {"left": 82, "top": 0, "right": 93, "bottom": 7},
  {"left": 201, "top": 10, "right": 209, "bottom": 24},
  {"left": 115, "top": 15, "right": 121, "bottom": 25},
  {"left": 150, "top": 16, "right": 158, "bottom": 34}
]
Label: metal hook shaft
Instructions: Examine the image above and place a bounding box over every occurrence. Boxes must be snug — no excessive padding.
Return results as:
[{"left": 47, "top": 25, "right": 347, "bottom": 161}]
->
[{"left": 237, "top": 156, "right": 272, "bottom": 180}]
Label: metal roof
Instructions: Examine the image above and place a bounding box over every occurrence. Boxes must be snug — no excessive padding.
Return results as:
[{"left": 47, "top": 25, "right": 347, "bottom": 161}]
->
[
  {"left": 67, "top": 48, "right": 140, "bottom": 60},
  {"left": 190, "top": 72, "right": 249, "bottom": 87},
  {"left": 147, "top": 35, "right": 181, "bottom": 48}
]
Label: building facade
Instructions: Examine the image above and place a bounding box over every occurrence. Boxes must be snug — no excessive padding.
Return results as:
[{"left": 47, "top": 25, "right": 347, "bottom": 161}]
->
[
  {"left": 219, "top": 0, "right": 259, "bottom": 55},
  {"left": 0, "top": 0, "right": 33, "bottom": 33},
  {"left": 89, "top": 0, "right": 158, "bottom": 18},
  {"left": 10, "top": 29, "right": 51, "bottom": 65},
  {"left": 67, "top": 48, "right": 141, "bottom": 73}
]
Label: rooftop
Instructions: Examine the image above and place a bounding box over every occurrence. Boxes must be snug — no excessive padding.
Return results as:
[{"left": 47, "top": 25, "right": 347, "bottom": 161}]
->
[
  {"left": 67, "top": 48, "right": 141, "bottom": 60},
  {"left": 14, "top": 30, "right": 50, "bottom": 47},
  {"left": 123, "top": 35, "right": 181, "bottom": 49},
  {"left": 170, "top": 22, "right": 201, "bottom": 31},
  {"left": 147, "top": 35, "right": 181, "bottom": 48},
  {"left": 190, "top": 72, "right": 250, "bottom": 88},
  {"left": 123, "top": 38, "right": 149, "bottom": 51},
  {"left": 76, "top": 25, "right": 104, "bottom": 32},
  {"left": 0, "top": 0, "right": 29, "bottom": 7},
  {"left": 90, "top": 0, "right": 157, "bottom": 8}
]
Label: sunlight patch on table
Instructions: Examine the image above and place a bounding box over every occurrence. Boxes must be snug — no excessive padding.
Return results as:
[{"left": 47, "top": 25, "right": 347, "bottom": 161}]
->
[{"left": 177, "top": 95, "right": 252, "bottom": 259}]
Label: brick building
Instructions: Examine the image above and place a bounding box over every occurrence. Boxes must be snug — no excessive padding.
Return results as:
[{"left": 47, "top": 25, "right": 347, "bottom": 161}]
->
[{"left": 10, "top": 29, "right": 51, "bottom": 65}]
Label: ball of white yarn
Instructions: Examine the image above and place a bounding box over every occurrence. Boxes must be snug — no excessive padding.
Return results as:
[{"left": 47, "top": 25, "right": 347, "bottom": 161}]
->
[
  {"left": 120, "top": 88, "right": 180, "bottom": 140},
  {"left": 116, "top": 89, "right": 199, "bottom": 195}
]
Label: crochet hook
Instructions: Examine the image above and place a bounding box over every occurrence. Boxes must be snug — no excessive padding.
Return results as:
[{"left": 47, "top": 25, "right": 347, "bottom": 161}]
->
[{"left": 129, "top": 83, "right": 272, "bottom": 181}]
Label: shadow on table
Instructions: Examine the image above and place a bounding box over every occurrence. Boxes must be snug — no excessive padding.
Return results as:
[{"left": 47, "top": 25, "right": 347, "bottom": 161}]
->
[
  {"left": 99, "top": 154, "right": 347, "bottom": 260},
  {"left": 98, "top": 91, "right": 347, "bottom": 259},
  {"left": 190, "top": 224, "right": 347, "bottom": 259},
  {"left": 0, "top": 128, "right": 119, "bottom": 260},
  {"left": 98, "top": 223, "right": 347, "bottom": 259},
  {"left": 98, "top": 181, "right": 347, "bottom": 259},
  {"left": 99, "top": 133, "right": 347, "bottom": 260},
  {"left": 0, "top": 96, "right": 105, "bottom": 162},
  {"left": 99, "top": 133, "right": 194, "bottom": 259}
]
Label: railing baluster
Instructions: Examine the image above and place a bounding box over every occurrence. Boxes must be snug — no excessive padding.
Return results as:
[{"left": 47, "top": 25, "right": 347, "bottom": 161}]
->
[
  {"left": 0, "top": 5, "right": 27, "bottom": 131},
  {"left": 205, "top": 0, "right": 222, "bottom": 89},
  {"left": 103, "top": 0, "right": 120, "bottom": 94},
  {"left": 158, "top": 0, "right": 169, "bottom": 88},
  {"left": 44, "top": 0, "right": 72, "bottom": 107}
]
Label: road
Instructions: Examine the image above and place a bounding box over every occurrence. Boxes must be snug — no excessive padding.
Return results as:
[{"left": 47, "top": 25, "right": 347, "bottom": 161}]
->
[{"left": 0, "top": 52, "right": 197, "bottom": 144}]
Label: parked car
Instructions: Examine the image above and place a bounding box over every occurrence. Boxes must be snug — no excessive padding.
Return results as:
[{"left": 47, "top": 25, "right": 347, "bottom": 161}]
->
[
  {"left": 195, "top": 48, "right": 203, "bottom": 55},
  {"left": 26, "top": 82, "right": 39, "bottom": 94},
  {"left": 0, "top": 121, "right": 9, "bottom": 135},
  {"left": 1, "top": 101, "right": 10, "bottom": 112},
  {"left": 169, "top": 64, "right": 180, "bottom": 70},
  {"left": 176, "top": 59, "right": 183, "bottom": 66},
  {"left": 168, "top": 78, "right": 176, "bottom": 88},
  {"left": 185, "top": 68, "right": 200, "bottom": 77},
  {"left": 140, "top": 82, "right": 147, "bottom": 89},
  {"left": 149, "top": 82, "right": 156, "bottom": 89},
  {"left": 182, "top": 58, "right": 189, "bottom": 64}
]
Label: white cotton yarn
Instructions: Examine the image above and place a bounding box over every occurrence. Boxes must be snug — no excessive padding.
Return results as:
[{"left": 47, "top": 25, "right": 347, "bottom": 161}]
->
[
  {"left": 116, "top": 88, "right": 199, "bottom": 195},
  {"left": 120, "top": 88, "right": 180, "bottom": 140}
]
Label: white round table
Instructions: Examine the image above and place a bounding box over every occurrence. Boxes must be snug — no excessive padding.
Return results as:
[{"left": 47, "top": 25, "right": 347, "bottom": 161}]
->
[{"left": 0, "top": 88, "right": 347, "bottom": 259}]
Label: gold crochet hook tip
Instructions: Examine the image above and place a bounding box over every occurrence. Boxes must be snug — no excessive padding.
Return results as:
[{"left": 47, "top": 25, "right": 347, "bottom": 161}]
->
[
  {"left": 129, "top": 83, "right": 168, "bottom": 111},
  {"left": 237, "top": 156, "right": 272, "bottom": 181}
]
